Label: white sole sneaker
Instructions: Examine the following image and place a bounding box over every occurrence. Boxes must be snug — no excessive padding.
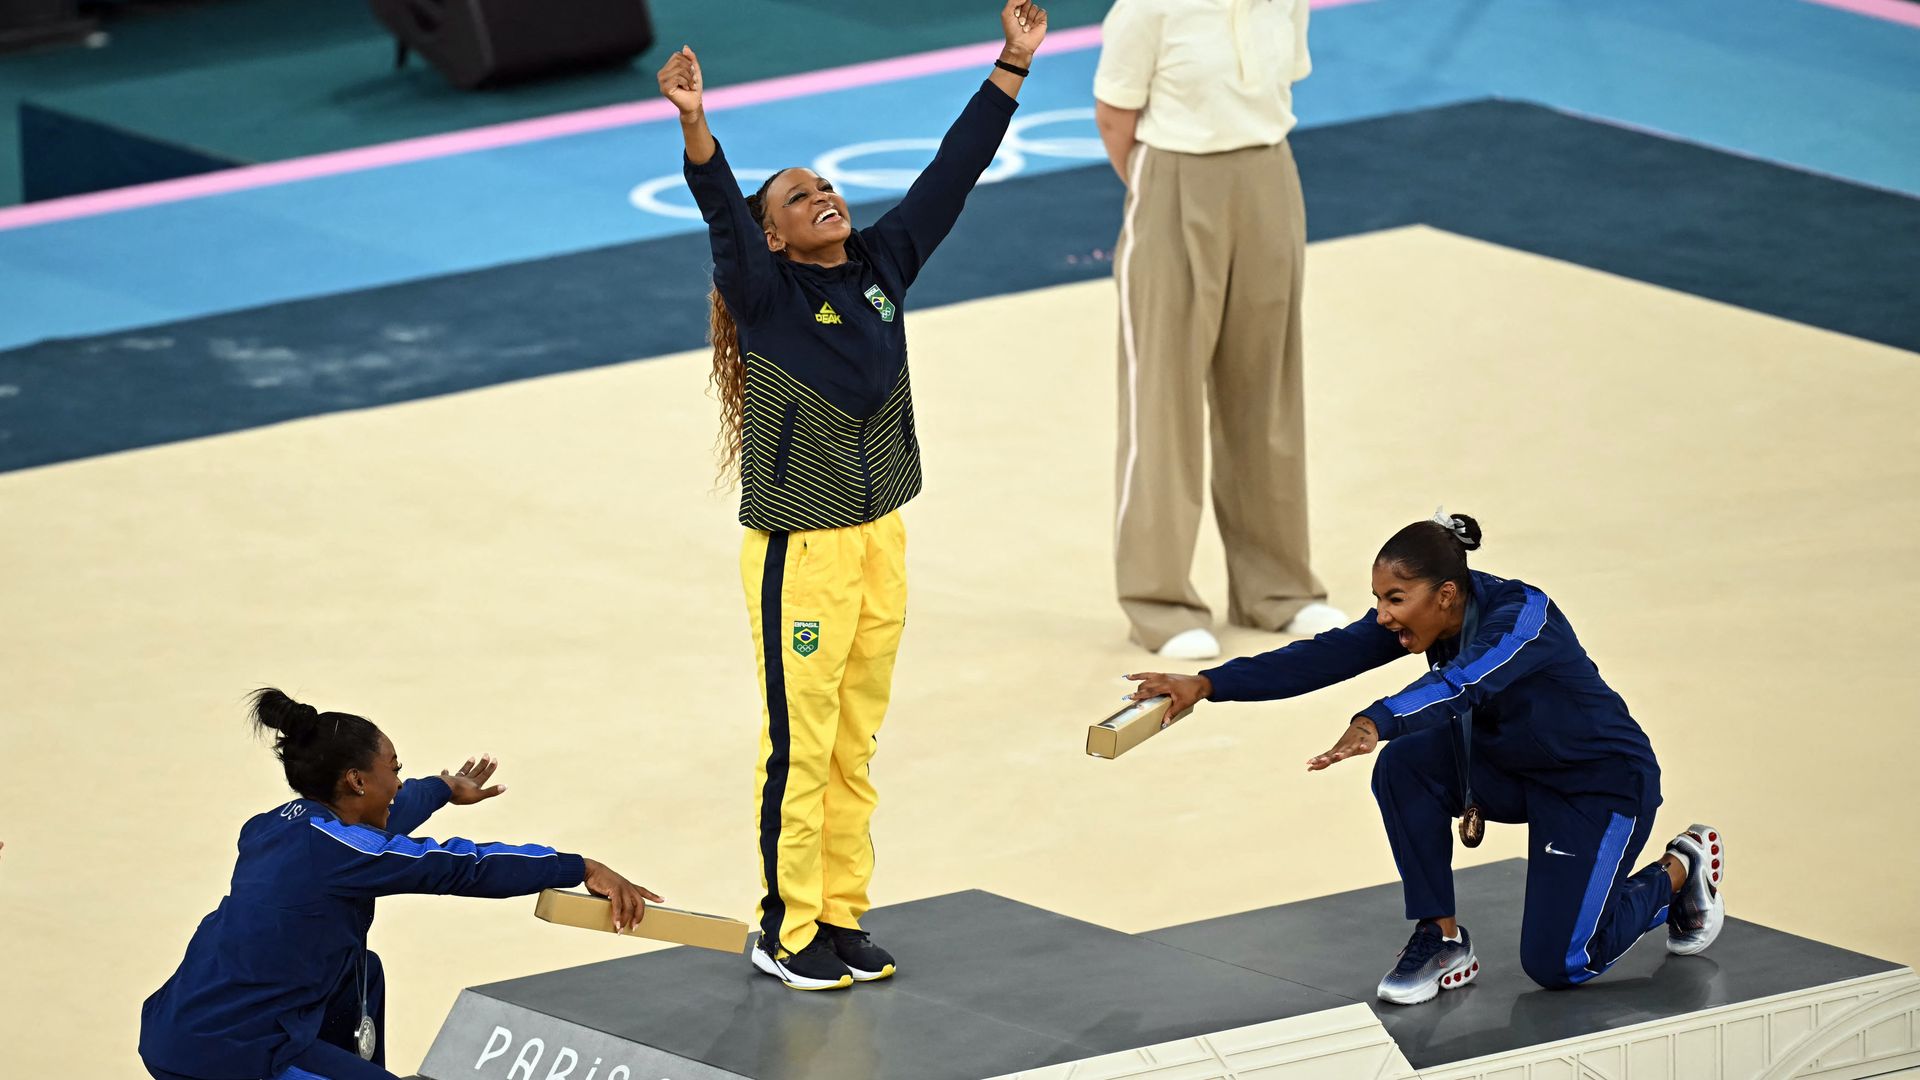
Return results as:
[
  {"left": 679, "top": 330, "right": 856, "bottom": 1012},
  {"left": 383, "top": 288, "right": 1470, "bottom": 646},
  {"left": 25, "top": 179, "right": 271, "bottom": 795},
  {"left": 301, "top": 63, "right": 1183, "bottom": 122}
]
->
[
  {"left": 1379, "top": 947, "right": 1479, "bottom": 1006},
  {"left": 749, "top": 946, "right": 854, "bottom": 991},
  {"left": 1666, "top": 823, "right": 1725, "bottom": 956},
  {"left": 1282, "top": 602, "right": 1350, "bottom": 637},
  {"left": 1156, "top": 628, "right": 1220, "bottom": 661},
  {"left": 1377, "top": 925, "right": 1479, "bottom": 1007}
]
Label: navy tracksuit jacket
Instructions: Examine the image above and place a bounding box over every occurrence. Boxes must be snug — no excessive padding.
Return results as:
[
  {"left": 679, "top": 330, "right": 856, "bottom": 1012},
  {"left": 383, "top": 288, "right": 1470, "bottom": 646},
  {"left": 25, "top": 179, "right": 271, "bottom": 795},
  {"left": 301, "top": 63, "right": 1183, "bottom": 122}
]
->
[
  {"left": 139, "top": 779, "right": 584, "bottom": 1079},
  {"left": 1203, "top": 570, "right": 1676, "bottom": 987}
]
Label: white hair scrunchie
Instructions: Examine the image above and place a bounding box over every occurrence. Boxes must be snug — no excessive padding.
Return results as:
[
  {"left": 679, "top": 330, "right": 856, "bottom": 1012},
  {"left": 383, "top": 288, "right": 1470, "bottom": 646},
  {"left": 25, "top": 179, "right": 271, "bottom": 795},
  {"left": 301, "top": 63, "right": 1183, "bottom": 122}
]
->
[{"left": 1432, "top": 505, "right": 1471, "bottom": 545}]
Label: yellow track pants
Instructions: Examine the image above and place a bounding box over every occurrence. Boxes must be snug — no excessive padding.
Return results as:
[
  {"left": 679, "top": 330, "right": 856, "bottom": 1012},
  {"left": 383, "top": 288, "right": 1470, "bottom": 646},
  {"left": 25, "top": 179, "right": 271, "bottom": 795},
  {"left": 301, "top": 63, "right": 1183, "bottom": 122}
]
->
[{"left": 741, "top": 511, "right": 906, "bottom": 956}]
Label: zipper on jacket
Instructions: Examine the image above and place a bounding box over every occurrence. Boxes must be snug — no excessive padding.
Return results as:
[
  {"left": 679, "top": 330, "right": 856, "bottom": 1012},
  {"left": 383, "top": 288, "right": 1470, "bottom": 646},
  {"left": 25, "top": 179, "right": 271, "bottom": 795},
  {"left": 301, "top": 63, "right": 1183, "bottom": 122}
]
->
[{"left": 771, "top": 402, "right": 800, "bottom": 486}]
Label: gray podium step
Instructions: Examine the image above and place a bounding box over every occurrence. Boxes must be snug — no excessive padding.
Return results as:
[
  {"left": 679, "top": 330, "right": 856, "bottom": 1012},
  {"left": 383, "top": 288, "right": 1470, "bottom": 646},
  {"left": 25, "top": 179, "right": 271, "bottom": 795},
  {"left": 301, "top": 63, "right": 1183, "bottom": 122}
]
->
[
  {"left": 422, "top": 890, "right": 1356, "bottom": 1080},
  {"left": 421, "top": 863, "right": 1908, "bottom": 1079},
  {"left": 1146, "top": 859, "right": 1903, "bottom": 1071}
]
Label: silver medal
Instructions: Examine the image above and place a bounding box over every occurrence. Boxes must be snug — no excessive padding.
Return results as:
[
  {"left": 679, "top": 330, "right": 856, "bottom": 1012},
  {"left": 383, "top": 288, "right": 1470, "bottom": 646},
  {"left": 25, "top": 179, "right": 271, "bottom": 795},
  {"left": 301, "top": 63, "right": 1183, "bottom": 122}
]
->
[{"left": 353, "top": 946, "right": 377, "bottom": 1060}]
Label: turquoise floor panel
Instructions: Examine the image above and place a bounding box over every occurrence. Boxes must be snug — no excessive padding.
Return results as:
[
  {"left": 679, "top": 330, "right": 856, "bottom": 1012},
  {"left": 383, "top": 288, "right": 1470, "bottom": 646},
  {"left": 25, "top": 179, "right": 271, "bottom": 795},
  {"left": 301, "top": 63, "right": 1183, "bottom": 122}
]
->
[{"left": 2, "top": 0, "right": 1915, "bottom": 350}]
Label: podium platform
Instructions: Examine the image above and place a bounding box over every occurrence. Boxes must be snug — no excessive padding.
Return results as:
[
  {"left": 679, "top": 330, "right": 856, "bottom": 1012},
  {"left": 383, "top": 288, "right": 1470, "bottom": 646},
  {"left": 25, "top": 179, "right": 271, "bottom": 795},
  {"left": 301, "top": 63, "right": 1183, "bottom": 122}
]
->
[{"left": 420, "top": 862, "right": 1920, "bottom": 1080}]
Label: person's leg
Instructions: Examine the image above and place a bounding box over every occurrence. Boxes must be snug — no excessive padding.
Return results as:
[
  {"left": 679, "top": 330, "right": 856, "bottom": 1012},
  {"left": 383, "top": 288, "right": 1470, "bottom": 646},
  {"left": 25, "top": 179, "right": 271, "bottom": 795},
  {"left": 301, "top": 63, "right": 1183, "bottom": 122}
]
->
[
  {"left": 819, "top": 512, "right": 906, "bottom": 979},
  {"left": 1207, "top": 140, "right": 1325, "bottom": 631},
  {"left": 1114, "top": 144, "right": 1223, "bottom": 651},
  {"left": 741, "top": 525, "right": 864, "bottom": 986},
  {"left": 1370, "top": 727, "right": 1526, "bottom": 920},
  {"left": 1371, "top": 727, "right": 1526, "bottom": 1004},
  {"left": 1516, "top": 782, "right": 1673, "bottom": 989}
]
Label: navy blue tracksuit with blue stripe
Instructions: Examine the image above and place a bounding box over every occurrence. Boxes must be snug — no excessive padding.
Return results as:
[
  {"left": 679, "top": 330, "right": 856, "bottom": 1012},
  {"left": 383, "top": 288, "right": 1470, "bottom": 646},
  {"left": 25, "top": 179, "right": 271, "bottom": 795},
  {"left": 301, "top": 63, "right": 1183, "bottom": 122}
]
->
[
  {"left": 140, "top": 779, "right": 584, "bottom": 1080},
  {"left": 1203, "top": 570, "right": 1675, "bottom": 988}
]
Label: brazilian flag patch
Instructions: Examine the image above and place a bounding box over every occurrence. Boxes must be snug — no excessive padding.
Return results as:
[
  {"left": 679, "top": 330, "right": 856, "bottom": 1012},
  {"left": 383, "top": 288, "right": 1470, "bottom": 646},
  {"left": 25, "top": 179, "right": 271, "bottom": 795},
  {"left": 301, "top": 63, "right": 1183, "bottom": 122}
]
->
[
  {"left": 791, "top": 620, "right": 820, "bottom": 657},
  {"left": 864, "top": 285, "right": 896, "bottom": 323}
]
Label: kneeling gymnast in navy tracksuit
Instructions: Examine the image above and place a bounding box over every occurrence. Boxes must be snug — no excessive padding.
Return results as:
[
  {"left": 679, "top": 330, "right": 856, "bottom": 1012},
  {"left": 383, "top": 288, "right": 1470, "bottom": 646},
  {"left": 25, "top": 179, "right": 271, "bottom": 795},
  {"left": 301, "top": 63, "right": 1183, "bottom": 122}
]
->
[
  {"left": 139, "top": 690, "right": 659, "bottom": 1080},
  {"left": 1128, "top": 512, "right": 1727, "bottom": 1005}
]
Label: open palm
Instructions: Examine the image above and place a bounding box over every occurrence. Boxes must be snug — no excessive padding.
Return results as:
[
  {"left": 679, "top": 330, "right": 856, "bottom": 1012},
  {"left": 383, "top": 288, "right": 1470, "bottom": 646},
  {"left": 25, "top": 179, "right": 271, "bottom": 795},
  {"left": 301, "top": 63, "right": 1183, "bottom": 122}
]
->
[{"left": 440, "top": 753, "right": 507, "bottom": 805}]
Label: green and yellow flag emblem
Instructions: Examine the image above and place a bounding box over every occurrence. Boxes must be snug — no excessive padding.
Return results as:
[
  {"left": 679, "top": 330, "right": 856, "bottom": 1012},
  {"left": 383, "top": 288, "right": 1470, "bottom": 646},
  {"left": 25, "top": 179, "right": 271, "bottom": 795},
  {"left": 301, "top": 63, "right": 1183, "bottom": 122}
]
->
[{"left": 791, "top": 620, "right": 820, "bottom": 657}]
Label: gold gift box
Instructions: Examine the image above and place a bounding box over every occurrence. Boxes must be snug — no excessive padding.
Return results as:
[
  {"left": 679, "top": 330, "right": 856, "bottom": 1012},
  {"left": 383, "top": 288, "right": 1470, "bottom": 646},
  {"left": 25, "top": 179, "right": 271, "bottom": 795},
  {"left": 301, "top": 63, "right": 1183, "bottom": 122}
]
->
[
  {"left": 534, "top": 889, "right": 751, "bottom": 954},
  {"left": 1086, "top": 695, "right": 1191, "bottom": 759}
]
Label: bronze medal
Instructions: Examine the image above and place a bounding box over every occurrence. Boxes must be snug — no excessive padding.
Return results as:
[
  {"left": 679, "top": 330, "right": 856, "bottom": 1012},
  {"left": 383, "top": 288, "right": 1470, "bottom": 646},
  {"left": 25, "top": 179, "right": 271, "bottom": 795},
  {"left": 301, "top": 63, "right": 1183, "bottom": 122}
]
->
[{"left": 1458, "top": 803, "right": 1485, "bottom": 848}]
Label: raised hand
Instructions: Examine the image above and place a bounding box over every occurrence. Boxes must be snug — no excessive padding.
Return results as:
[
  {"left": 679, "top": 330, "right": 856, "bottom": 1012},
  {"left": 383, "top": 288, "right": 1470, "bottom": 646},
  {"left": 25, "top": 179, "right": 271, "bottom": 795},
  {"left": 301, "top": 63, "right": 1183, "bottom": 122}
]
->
[
  {"left": 439, "top": 753, "right": 507, "bottom": 806},
  {"left": 657, "top": 45, "right": 704, "bottom": 118},
  {"left": 1307, "top": 718, "right": 1380, "bottom": 772},
  {"left": 1001, "top": 1, "right": 1048, "bottom": 61},
  {"left": 582, "top": 859, "right": 665, "bottom": 934}
]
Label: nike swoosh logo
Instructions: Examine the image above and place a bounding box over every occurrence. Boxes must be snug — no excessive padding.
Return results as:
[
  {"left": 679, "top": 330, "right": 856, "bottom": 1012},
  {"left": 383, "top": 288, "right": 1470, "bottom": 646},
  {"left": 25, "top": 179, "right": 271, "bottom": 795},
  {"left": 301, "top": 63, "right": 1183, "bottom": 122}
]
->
[{"left": 1544, "top": 843, "right": 1577, "bottom": 857}]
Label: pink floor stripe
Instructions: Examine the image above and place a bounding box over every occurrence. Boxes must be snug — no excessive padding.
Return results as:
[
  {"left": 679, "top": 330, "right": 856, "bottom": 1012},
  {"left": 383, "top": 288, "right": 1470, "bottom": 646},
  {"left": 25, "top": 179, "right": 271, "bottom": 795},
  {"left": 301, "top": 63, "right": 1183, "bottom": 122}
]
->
[
  {"left": 1801, "top": 0, "right": 1920, "bottom": 27},
  {"left": 0, "top": 0, "right": 1372, "bottom": 234},
  {"left": 0, "top": 26, "right": 1103, "bottom": 234}
]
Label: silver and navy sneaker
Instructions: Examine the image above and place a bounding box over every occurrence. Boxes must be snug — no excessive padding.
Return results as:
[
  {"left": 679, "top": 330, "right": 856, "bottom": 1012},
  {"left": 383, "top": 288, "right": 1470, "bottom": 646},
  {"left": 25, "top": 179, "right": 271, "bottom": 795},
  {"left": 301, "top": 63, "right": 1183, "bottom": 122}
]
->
[
  {"left": 1665, "top": 823, "right": 1726, "bottom": 956},
  {"left": 818, "top": 921, "right": 897, "bottom": 982},
  {"left": 1377, "top": 920, "right": 1479, "bottom": 1005}
]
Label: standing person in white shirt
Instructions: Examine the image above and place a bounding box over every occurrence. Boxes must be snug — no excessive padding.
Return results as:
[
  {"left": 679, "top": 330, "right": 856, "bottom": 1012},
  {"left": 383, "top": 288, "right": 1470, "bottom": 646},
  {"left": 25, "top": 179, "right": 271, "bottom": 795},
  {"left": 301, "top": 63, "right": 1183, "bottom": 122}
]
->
[{"left": 1094, "top": 0, "right": 1345, "bottom": 661}]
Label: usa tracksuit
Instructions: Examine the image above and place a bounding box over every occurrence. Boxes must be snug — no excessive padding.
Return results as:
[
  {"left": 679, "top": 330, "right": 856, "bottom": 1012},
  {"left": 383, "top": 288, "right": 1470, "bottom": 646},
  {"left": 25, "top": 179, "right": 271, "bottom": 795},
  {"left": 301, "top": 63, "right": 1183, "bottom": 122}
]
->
[
  {"left": 139, "top": 780, "right": 584, "bottom": 1080},
  {"left": 682, "top": 80, "right": 1019, "bottom": 959},
  {"left": 1203, "top": 570, "right": 1676, "bottom": 988}
]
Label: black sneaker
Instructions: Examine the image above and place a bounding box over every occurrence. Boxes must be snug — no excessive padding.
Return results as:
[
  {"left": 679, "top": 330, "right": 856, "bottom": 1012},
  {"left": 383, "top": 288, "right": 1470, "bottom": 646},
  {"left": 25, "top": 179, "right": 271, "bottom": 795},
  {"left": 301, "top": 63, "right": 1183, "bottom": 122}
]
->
[
  {"left": 818, "top": 921, "right": 897, "bottom": 982},
  {"left": 750, "top": 931, "right": 853, "bottom": 991}
]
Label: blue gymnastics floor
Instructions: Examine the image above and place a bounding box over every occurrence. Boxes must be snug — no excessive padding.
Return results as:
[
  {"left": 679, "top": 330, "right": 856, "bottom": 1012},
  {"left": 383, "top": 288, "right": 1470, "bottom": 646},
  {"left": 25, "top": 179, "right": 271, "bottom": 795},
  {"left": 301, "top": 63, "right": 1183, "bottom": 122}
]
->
[{"left": 1, "top": 0, "right": 1916, "bottom": 351}]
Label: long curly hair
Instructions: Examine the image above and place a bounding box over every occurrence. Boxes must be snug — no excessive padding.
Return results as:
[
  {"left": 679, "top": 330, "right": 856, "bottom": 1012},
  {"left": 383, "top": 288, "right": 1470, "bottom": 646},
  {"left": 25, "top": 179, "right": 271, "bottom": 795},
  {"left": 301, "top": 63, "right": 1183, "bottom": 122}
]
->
[{"left": 707, "top": 173, "right": 788, "bottom": 488}]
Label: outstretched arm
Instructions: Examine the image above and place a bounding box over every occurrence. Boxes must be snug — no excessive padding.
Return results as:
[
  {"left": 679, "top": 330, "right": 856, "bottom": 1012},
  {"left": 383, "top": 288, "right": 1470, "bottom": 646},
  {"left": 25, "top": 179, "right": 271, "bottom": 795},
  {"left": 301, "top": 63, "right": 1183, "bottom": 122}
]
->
[
  {"left": 1200, "top": 615, "right": 1407, "bottom": 702},
  {"left": 1124, "top": 615, "right": 1405, "bottom": 739},
  {"left": 318, "top": 822, "right": 662, "bottom": 931},
  {"left": 663, "top": 46, "right": 775, "bottom": 322},
  {"left": 660, "top": 46, "right": 715, "bottom": 165},
  {"left": 861, "top": 2, "right": 1048, "bottom": 290}
]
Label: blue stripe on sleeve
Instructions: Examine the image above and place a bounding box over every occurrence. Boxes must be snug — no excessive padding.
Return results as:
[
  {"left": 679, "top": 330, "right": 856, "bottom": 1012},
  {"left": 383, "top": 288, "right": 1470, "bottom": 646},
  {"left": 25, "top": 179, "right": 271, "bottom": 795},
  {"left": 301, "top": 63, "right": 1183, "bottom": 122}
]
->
[
  {"left": 309, "top": 818, "right": 560, "bottom": 862},
  {"left": 1382, "top": 587, "right": 1550, "bottom": 717},
  {"left": 1564, "top": 812, "right": 1638, "bottom": 984}
]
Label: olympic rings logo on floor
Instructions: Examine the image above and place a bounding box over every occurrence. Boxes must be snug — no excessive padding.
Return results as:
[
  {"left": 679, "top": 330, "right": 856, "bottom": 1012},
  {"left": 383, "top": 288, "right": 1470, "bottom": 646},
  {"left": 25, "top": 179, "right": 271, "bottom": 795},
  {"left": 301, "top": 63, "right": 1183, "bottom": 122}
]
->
[{"left": 627, "top": 109, "right": 1104, "bottom": 220}]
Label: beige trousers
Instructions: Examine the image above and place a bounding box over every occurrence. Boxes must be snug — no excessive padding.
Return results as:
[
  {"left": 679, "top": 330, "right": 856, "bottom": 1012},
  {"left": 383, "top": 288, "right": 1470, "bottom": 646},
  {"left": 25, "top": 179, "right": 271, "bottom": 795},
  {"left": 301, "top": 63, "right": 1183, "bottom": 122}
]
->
[{"left": 1113, "top": 139, "right": 1326, "bottom": 650}]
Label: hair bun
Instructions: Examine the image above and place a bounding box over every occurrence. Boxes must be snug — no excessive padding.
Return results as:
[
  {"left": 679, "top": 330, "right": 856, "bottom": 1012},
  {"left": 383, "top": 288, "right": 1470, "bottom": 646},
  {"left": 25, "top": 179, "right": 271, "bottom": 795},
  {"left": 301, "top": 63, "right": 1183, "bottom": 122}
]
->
[
  {"left": 250, "top": 688, "right": 320, "bottom": 736},
  {"left": 1449, "top": 513, "right": 1483, "bottom": 552}
]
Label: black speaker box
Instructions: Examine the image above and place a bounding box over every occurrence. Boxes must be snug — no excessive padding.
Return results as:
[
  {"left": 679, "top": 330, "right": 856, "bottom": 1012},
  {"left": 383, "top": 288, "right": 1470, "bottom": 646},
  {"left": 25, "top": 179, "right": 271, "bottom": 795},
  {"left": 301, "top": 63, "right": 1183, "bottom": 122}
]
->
[
  {"left": 1, "top": 0, "right": 94, "bottom": 53},
  {"left": 368, "top": 0, "right": 654, "bottom": 90}
]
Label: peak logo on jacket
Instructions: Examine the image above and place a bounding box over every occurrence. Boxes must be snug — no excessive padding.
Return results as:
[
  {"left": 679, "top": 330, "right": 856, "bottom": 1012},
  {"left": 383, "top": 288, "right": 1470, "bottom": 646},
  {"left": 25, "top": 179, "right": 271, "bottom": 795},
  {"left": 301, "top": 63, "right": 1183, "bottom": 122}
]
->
[{"left": 815, "top": 302, "right": 841, "bottom": 325}]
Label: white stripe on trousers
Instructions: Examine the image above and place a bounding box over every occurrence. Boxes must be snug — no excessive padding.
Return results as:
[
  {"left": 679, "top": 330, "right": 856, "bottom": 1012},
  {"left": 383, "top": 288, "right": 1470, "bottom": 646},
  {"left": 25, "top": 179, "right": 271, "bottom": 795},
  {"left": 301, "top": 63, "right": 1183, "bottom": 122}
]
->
[{"left": 1113, "top": 143, "right": 1150, "bottom": 542}]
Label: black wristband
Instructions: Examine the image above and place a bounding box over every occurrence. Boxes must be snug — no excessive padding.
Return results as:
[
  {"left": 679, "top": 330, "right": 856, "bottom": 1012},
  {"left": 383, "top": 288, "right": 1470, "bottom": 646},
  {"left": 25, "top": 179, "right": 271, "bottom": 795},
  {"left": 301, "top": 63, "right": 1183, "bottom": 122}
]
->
[{"left": 994, "top": 58, "right": 1030, "bottom": 78}]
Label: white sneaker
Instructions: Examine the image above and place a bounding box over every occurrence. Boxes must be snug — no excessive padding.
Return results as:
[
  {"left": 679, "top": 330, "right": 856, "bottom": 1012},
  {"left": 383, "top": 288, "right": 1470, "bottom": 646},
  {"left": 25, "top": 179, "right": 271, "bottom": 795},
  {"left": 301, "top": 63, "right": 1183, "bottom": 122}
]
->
[
  {"left": 1283, "top": 602, "right": 1349, "bottom": 636},
  {"left": 1156, "top": 628, "right": 1220, "bottom": 661}
]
